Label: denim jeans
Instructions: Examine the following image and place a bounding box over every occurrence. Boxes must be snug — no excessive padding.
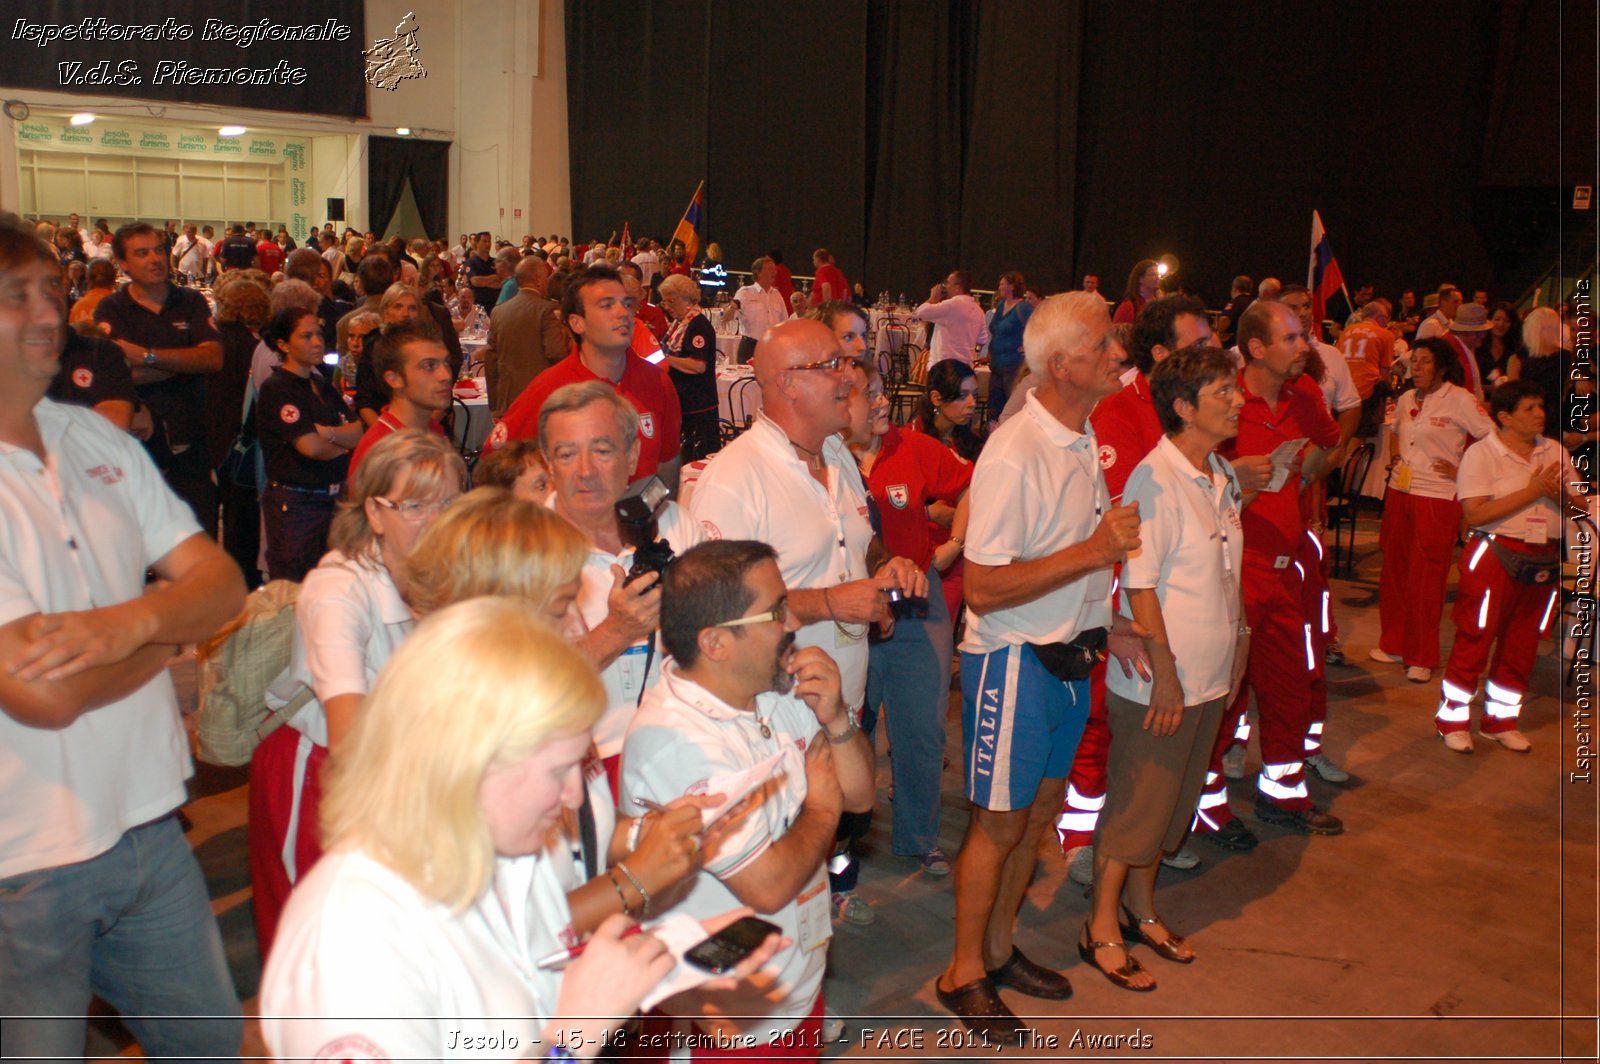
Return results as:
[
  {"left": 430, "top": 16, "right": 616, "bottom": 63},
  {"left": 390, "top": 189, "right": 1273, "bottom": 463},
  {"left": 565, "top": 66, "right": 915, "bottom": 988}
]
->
[
  {"left": 864, "top": 566, "right": 953, "bottom": 856},
  {"left": 0, "top": 815, "right": 242, "bottom": 1063}
]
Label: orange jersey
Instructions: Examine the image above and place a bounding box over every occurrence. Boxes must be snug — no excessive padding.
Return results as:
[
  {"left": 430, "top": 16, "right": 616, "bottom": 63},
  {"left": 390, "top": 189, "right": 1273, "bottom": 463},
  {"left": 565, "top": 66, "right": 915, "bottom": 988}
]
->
[{"left": 1340, "top": 320, "right": 1395, "bottom": 399}]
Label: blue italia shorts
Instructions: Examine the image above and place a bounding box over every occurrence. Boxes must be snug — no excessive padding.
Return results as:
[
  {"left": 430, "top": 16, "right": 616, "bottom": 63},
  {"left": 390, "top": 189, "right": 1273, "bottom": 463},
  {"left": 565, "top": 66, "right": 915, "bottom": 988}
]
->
[{"left": 960, "top": 643, "right": 1089, "bottom": 811}]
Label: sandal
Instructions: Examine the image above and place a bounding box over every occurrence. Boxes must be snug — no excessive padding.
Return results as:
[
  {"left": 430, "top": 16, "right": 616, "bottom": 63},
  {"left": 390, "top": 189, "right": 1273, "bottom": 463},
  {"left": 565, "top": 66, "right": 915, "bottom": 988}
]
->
[
  {"left": 1119, "top": 905, "right": 1196, "bottom": 964},
  {"left": 1077, "top": 923, "right": 1156, "bottom": 992}
]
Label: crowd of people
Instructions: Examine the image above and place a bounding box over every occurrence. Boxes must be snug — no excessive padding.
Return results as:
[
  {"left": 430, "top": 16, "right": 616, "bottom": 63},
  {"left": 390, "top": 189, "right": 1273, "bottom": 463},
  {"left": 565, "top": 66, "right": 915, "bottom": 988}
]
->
[{"left": 1, "top": 205, "right": 1591, "bottom": 1057}]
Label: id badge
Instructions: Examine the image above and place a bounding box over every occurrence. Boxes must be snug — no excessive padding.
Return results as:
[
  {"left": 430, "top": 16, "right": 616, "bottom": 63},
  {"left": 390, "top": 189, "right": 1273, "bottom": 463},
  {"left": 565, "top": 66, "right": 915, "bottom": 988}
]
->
[
  {"left": 1524, "top": 512, "right": 1549, "bottom": 545},
  {"left": 1394, "top": 464, "right": 1413, "bottom": 492},
  {"left": 795, "top": 871, "right": 832, "bottom": 954},
  {"left": 617, "top": 643, "right": 649, "bottom": 701}
]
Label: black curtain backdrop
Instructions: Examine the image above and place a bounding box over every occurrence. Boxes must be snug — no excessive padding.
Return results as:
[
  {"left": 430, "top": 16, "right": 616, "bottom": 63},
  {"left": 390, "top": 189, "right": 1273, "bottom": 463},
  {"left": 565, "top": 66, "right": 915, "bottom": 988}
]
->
[
  {"left": 0, "top": 0, "right": 367, "bottom": 118},
  {"left": 368, "top": 136, "right": 450, "bottom": 240},
  {"left": 567, "top": 1, "right": 1589, "bottom": 303}
]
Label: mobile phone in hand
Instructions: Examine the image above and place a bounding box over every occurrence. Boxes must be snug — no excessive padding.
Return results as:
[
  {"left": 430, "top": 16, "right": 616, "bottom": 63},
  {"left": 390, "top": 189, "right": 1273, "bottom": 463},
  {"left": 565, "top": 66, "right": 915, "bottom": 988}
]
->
[{"left": 683, "top": 916, "right": 782, "bottom": 975}]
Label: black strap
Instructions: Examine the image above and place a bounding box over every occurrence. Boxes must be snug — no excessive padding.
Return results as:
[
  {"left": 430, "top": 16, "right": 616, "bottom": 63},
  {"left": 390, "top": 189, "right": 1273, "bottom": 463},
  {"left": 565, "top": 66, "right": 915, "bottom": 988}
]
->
[{"left": 577, "top": 789, "right": 600, "bottom": 882}]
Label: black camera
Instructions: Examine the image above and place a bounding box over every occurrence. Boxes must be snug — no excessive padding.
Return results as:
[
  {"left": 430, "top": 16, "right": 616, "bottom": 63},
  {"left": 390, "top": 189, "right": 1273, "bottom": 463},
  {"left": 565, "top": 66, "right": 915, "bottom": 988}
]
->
[
  {"left": 884, "top": 584, "right": 929, "bottom": 619},
  {"left": 615, "top": 476, "right": 676, "bottom": 581}
]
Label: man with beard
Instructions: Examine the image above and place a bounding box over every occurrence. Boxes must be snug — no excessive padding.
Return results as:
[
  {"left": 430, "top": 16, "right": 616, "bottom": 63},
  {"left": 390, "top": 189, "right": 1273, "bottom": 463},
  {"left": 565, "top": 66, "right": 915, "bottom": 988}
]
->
[{"left": 621, "top": 540, "right": 874, "bottom": 1055}]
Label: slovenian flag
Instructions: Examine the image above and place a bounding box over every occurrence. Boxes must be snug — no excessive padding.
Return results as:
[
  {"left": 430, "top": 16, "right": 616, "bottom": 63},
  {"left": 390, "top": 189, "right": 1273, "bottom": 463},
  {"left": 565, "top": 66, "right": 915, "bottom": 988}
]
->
[
  {"left": 672, "top": 181, "right": 705, "bottom": 264},
  {"left": 1308, "top": 210, "right": 1345, "bottom": 332}
]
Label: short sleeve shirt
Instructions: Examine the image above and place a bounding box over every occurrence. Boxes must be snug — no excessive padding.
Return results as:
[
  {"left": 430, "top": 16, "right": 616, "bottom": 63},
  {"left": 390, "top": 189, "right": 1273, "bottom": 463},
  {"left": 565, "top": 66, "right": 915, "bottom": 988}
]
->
[
  {"left": 1314, "top": 340, "right": 1362, "bottom": 414},
  {"left": 0, "top": 400, "right": 200, "bottom": 878},
  {"left": 1088, "top": 371, "right": 1163, "bottom": 501},
  {"left": 1390, "top": 382, "right": 1494, "bottom": 500},
  {"left": 864, "top": 424, "right": 971, "bottom": 570},
  {"left": 466, "top": 254, "right": 500, "bottom": 310},
  {"left": 667, "top": 313, "right": 719, "bottom": 413},
  {"left": 257, "top": 367, "right": 352, "bottom": 486},
  {"left": 48, "top": 330, "right": 137, "bottom": 411},
  {"left": 960, "top": 390, "right": 1114, "bottom": 653},
  {"left": 217, "top": 234, "right": 257, "bottom": 270},
  {"left": 94, "top": 285, "right": 221, "bottom": 449},
  {"left": 493, "top": 353, "right": 683, "bottom": 478},
  {"left": 1339, "top": 320, "right": 1395, "bottom": 400},
  {"left": 620, "top": 665, "right": 825, "bottom": 1043},
  {"left": 1456, "top": 433, "right": 1576, "bottom": 540},
  {"left": 1220, "top": 373, "right": 1340, "bottom": 556},
  {"left": 1109, "top": 438, "right": 1244, "bottom": 705},
  {"left": 688, "top": 416, "right": 875, "bottom": 705}
]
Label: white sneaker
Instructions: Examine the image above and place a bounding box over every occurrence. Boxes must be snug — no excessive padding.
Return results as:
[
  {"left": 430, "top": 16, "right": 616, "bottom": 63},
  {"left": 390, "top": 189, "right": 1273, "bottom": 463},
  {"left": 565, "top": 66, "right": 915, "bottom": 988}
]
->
[
  {"left": 1222, "top": 745, "right": 1247, "bottom": 780},
  {"left": 1439, "top": 730, "right": 1474, "bottom": 754},
  {"left": 821, "top": 1008, "right": 845, "bottom": 1043},
  {"left": 1160, "top": 846, "right": 1201, "bottom": 870},
  {"left": 1405, "top": 665, "right": 1432, "bottom": 683},
  {"left": 1481, "top": 729, "right": 1532, "bottom": 753},
  {"left": 1305, "top": 752, "right": 1350, "bottom": 783},
  {"left": 1368, "top": 647, "right": 1404, "bottom": 664},
  {"left": 1066, "top": 845, "right": 1094, "bottom": 886}
]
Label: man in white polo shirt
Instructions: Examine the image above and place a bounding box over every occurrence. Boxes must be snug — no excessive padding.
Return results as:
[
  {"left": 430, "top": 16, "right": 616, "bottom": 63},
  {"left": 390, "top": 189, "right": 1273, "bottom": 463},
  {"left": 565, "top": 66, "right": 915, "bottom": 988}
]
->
[
  {"left": 621, "top": 540, "right": 874, "bottom": 1054},
  {"left": 539, "top": 380, "right": 700, "bottom": 792},
  {"left": 723, "top": 255, "right": 790, "bottom": 363},
  {"left": 936, "top": 292, "right": 1144, "bottom": 1040},
  {"left": 916, "top": 270, "right": 989, "bottom": 369},
  {"left": 0, "top": 215, "right": 247, "bottom": 1060},
  {"left": 687, "top": 317, "right": 924, "bottom": 925}
]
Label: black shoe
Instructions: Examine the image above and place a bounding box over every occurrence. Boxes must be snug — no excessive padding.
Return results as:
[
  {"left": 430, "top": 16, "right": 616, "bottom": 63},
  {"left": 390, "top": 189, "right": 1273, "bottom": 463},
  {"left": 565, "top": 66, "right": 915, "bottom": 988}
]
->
[
  {"left": 1254, "top": 797, "right": 1344, "bottom": 835},
  {"left": 1198, "top": 817, "right": 1259, "bottom": 852},
  {"left": 935, "top": 976, "right": 1025, "bottom": 1043},
  {"left": 986, "top": 946, "right": 1073, "bottom": 1000},
  {"left": 1324, "top": 640, "right": 1348, "bottom": 667}
]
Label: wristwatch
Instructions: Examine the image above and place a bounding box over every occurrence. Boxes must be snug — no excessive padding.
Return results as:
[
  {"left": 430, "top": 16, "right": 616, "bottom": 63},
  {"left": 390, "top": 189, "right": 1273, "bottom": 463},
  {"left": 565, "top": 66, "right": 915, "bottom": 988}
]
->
[{"left": 143, "top": 349, "right": 157, "bottom": 367}]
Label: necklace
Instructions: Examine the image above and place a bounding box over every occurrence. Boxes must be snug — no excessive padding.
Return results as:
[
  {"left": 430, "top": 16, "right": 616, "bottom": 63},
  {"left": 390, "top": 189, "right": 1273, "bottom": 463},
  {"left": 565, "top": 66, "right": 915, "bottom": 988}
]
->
[{"left": 788, "top": 435, "right": 824, "bottom": 468}]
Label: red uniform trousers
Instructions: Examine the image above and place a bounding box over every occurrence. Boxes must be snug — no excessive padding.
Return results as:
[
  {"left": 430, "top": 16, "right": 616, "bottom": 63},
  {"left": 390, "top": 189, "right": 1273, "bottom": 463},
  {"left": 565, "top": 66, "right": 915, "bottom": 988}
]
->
[
  {"left": 1055, "top": 665, "right": 1110, "bottom": 851},
  {"left": 1297, "top": 529, "right": 1333, "bottom": 757},
  {"left": 1436, "top": 535, "right": 1560, "bottom": 735},
  {"left": 247, "top": 724, "right": 328, "bottom": 960},
  {"left": 1377, "top": 491, "right": 1462, "bottom": 670},
  {"left": 1193, "top": 553, "right": 1316, "bottom": 829}
]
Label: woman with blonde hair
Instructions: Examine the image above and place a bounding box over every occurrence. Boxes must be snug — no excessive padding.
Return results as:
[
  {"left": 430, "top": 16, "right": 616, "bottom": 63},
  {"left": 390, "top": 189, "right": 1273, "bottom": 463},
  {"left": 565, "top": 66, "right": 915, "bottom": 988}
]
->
[
  {"left": 261, "top": 598, "right": 780, "bottom": 1061},
  {"left": 1518, "top": 305, "right": 1566, "bottom": 431},
  {"left": 247, "top": 429, "right": 467, "bottom": 958},
  {"left": 405, "top": 489, "right": 714, "bottom": 934}
]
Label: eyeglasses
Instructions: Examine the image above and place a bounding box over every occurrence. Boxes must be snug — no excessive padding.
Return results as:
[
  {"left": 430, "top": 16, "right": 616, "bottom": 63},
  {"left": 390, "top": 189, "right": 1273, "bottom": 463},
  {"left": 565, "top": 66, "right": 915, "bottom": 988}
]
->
[
  {"left": 714, "top": 600, "right": 788, "bottom": 628},
  {"left": 372, "top": 496, "right": 453, "bottom": 521},
  {"left": 787, "top": 356, "right": 851, "bottom": 374}
]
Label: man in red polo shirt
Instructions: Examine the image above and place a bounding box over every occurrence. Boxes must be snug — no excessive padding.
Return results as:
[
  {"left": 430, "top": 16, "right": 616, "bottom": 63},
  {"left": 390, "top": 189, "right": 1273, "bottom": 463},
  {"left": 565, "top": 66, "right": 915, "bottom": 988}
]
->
[
  {"left": 1058, "top": 296, "right": 1255, "bottom": 878},
  {"left": 347, "top": 325, "right": 453, "bottom": 481},
  {"left": 1196, "top": 300, "right": 1343, "bottom": 844},
  {"left": 488, "top": 264, "right": 682, "bottom": 485}
]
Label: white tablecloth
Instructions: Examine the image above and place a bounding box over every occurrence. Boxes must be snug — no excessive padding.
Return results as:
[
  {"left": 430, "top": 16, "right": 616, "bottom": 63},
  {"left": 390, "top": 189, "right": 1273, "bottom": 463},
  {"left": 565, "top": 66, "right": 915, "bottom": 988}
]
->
[
  {"left": 869, "top": 308, "right": 926, "bottom": 358},
  {"left": 717, "top": 368, "right": 762, "bottom": 424}
]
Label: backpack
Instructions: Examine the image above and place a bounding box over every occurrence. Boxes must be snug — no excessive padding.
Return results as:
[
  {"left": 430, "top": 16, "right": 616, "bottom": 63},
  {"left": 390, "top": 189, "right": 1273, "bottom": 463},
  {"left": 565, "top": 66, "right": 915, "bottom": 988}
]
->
[{"left": 194, "top": 579, "right": 314, "bottom": 767}]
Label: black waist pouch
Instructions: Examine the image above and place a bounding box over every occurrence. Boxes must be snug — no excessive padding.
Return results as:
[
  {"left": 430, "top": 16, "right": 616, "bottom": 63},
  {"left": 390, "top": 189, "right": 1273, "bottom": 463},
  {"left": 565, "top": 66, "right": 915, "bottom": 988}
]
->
[{"left": 1029, "top": 627, "right": 1109, "bottom": 682}]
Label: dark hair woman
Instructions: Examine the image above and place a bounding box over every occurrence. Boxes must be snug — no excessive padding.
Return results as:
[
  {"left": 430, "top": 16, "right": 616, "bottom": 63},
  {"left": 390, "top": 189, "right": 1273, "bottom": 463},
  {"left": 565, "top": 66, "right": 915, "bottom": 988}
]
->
[{"left": 1114, "top": 259, "right": 1160, "bottom": 324}]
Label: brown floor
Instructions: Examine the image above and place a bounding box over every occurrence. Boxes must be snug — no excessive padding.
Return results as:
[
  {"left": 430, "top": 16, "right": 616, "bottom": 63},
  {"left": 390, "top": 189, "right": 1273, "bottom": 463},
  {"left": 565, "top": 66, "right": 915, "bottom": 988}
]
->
[{"left": 86, "top": 527, "right": 1598, "bottom": 1062}]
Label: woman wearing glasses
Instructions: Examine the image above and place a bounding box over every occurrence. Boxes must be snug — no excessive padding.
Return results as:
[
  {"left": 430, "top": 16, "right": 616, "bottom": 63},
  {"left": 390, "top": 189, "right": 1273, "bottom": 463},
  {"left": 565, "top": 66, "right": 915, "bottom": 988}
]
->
[{"left": 248, "top": 429, "right": 467, "bottom": 959}]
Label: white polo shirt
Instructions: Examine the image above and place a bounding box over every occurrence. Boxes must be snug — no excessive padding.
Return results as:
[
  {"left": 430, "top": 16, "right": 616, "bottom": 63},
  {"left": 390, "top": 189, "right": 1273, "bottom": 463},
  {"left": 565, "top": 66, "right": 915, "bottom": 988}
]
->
[
  {"left": 1389, "top": 382, "right": 1494, "bottom": 500},
  {"left": 620, "top": 664, "right": 827, "bottom": 1045},
  {"left": 915, "top": 293, "right": 990, "bottom": 368},
  {"left": 1457, "top": 432, "right": 1577, "bottom": 541},
  {"left": 1108, "top": 437, "right": 1243, "bottom": 705},
  {"left": 0, "top": 400, "right": 200, "bottom": 879},
  {"left": 960, "top": 390, "right": 1113, "bottom": 654},
  {"left": 567, "top": 499, "right": 701, "bottom": 759},
  {"left": 267, "top": 550, "right": 414, "bottom": 750},
  {"left": 261, "top": 847, "right": 571, "bottom": 1061},
  {"left": 731, "top": 282, "right": 789, "bottom": 341},
  {"left": 1315, "top": 340, "right": 1361, "bottom": 415},
  {"left": 688, "top": 415, "right": 874, "bottom": 706}
]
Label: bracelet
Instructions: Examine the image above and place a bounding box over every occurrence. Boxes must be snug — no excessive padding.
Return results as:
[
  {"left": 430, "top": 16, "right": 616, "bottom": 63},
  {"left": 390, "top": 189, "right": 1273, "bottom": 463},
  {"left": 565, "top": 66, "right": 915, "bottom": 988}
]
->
[
  {"left": 1238, "top": 625, "right": 1253, "bottom": 636},
  {"left": 824, "top": 584, "right": 867, "bottom": 641},
  {"left": 826, "top": 716, "right": 861, "bottom": 745},
  {"left": 822, "top": 585, "right": 837, "bottom": 622},
  {"left": 948, "top": 535, "right": 964, "bottom": 549},
  {"left": 614, "top": 860, "right": 650, "bottom": 917},
  {"left": 606, "top": 867, "right": 636, "bottom": 918}
]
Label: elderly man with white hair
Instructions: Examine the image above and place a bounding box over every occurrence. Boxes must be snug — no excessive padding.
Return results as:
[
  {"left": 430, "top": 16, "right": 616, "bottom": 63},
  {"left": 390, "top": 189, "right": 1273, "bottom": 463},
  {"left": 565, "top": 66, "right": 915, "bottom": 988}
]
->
[{"left": 935, "top": 292, "right": 1146, "bottom": 1041}]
